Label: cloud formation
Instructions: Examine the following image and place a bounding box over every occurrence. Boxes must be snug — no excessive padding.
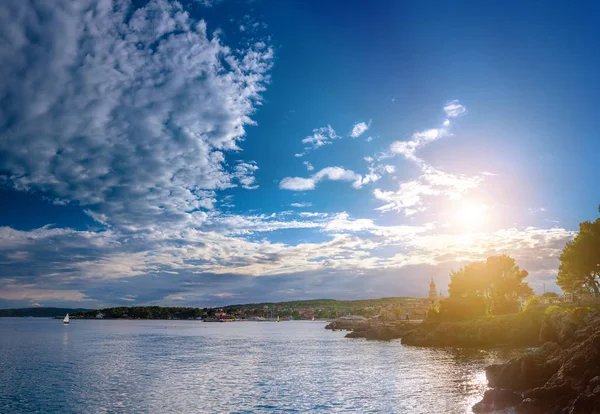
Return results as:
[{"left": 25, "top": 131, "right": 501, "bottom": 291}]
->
[
  {"left": 373, "top": 100, "right": 484, "bottom": 214},
  {"left": 280, "top": 167, "right": 371, "bottom": 191},
  {"left": 0, "top": 0, "right": 273, "bottom": 231},
  {"left": 295, "top": 125, "right": 340, "bottom": 157},
  {"left": 443, "top": 100, "right": 467, "bottom": 118},
  {"left": 303, "top": 161, "right": 314, "bottom": 171},
  {"left": 350, "top": 121, "right": 370, "bottom": 138}
]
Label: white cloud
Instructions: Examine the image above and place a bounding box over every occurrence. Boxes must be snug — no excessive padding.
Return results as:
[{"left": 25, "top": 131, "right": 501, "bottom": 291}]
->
[
  {"left": 0, "top": 0, "right": 273, "bottom": 231},
  {"left": 165, "top": 294, "right": 186, "bottom": 301},
  {"left": 279, "top": 177, "right": 317, "bottom": 191},
  {"left": 374, "top": 168, "right": 483, "bottom": 215},
  {"left": 374, "top": 181, "right": 436, "bottom": 215},
  {"left": 280, "top": 167, "right": 352, "bottom": 190},
  {"left": 373, "top": 100, "right": 482, "bottom": 215},
  {"left": 528, "top": 207, "right": 547, "bottom": 214},
  {"left": 350, "top": 121, "right": 370, "bottom": 138},
  {"left": 299, "top": 212, "right": 327, "bottom": 218},
  {"left": 233, "top": 161, "right": 259, "bottom": 190},
  {"left": 0, "top": 215, "right": 576, "bottom": 302},
  {"left": 290, "top": 202, "right": 312, "bottom": 208},
  {"left": 443, "top": 100, "right": 467, "bottom": 117},
  {"left": 297, "top": 125, "right": 340, "bottom": 156},
  {"left": 388, "top": 128, "right": 448, "bottom": 164},
  {"left": 303, "top": 161, "right": 314, "bottom": 171},
  {"left": 280, "top": 167, "right": 377, "bottom": 191}
]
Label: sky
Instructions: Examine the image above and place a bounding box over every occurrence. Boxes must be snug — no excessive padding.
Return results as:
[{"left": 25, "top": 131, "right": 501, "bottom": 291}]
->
[{"left": 1, "top": 0, "right": 599, "bottom": 309}]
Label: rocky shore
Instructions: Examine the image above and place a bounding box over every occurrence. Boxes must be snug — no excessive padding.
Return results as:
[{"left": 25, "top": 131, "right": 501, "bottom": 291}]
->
[
  {"left": 472, "top": 308, "right": 600, "bottom": 413},
  {"left": 325, "top": 319, "right": 415, "bottom": 340},
  {"left": 327, "top": 307, "right": 600, "bottom": 412}
]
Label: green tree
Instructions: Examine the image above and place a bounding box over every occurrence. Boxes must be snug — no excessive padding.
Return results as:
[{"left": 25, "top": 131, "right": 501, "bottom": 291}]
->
[
  {"left": 557, "top": 217, "right": 600, "bottom": 295},
  {"left": 442, "top": 254, "right": 532, "bottom": 318},
  {"left": 486, "top": 255, "right": 533, "bottom": 314}
]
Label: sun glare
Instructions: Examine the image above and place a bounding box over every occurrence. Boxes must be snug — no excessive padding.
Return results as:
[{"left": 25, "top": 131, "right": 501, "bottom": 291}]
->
[{"left": 454, "top": 203, "right": 490, "bottom": 231}]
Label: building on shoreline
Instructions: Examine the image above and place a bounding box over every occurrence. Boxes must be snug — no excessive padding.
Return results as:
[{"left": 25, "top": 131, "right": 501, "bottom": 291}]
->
[{"left": 428, "top": 278, "right": 438, "bottom": 302}]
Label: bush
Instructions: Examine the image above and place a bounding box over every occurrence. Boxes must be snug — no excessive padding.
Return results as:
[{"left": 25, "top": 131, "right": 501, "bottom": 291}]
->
[{"left": 523, "top": 295, "right": 541, "bottom": 312}]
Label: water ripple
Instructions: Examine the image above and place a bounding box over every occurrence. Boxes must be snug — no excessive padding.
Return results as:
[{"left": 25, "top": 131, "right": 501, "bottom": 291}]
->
[{"left": 0, "top": 319, "right": 519, "bottom": 413}]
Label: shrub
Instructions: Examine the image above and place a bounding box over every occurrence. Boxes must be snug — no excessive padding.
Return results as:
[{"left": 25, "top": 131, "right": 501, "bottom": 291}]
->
[{"left": 523, "top": 295, "right": 541, "bottom": 312}]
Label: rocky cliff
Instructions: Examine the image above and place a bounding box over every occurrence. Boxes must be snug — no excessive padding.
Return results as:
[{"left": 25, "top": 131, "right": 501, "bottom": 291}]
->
[{"left": 472, "top": 308, "right": 600, "bottom": 413}]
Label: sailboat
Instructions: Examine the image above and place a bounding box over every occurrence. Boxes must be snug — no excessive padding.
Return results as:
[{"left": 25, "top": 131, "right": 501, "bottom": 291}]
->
[
  {"left": 63, "top": 314, "right": 69, "bottom": 324},
  {"left": 312, "top": 316, "right": 315, "bottom": 321},
  {"left": 276, "top": 315, "right": 280, "bottom": 322}
]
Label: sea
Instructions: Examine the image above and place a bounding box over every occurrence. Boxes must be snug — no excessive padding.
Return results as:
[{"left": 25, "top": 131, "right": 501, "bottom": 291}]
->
[{"left": 0, "top": 318, "right": 519, "bottom": 413}]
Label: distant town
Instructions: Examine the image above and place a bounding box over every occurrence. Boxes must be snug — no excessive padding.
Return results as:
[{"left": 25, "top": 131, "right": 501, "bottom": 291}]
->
[{"left": 0, "top": 280, "right": 445, "bottom": 321}]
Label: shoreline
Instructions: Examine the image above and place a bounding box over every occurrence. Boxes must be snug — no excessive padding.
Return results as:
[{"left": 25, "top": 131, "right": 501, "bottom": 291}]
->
[{"left": 326, "top": 306, "right": 600, "bottom": 413}]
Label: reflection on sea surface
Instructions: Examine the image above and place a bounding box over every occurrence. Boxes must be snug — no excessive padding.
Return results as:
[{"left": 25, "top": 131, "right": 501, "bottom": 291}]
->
[{"left": 0, "top": 319, "right": 520, "bottom": 413}]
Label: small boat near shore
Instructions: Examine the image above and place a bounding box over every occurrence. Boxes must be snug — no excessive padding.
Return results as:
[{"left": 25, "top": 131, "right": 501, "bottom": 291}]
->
[{"left": 63, "top": 314, "right": 69, "bottom": 324}]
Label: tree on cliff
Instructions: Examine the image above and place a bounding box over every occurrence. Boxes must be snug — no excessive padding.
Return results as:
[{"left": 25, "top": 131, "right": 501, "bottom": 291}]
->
[
  {"left": 440, "top": 255, "right": 532, "bottom": 318},
  {"left": 557, "top": 216, "right": 600, "bottom": 295}
]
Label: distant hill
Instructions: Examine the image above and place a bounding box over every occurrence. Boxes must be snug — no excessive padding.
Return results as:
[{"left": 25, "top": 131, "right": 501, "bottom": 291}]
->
[
  {"left": 69, "top": 297, "right": 420, "bottom": 320},
  {"left": 0, "top": 307, "right": 92, "bottom": 318},
  {"left": 0, "top": 297, "right": 421, "bottom": 320}
]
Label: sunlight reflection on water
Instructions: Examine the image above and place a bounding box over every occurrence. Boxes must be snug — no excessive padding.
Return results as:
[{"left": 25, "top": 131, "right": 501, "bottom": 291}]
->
[{"left": 0, "top": 319, "right": 521, "bottom": 413}]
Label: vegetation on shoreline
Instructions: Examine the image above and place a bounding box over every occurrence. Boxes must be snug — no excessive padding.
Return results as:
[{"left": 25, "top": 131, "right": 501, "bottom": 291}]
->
[
  {"left": 429, "top": 254, "right": 534, "bottom": 322},
  {"left": 0, "top": 307, "right": 91, "bottom": 318},
  {"left": 557, "top": 215, "right": 600, "bottom": 294},
  {"left": 63, "top": 297, "right": 416, "bottom": 320}
]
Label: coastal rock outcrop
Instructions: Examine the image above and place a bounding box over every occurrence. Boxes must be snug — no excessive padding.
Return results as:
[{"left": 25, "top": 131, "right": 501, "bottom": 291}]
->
[
  {"left": 473, "top": 309, "right": 600, "bottom": 414},
  {"left": 344, "top": 323, "right": 414, "bottom": 340}
]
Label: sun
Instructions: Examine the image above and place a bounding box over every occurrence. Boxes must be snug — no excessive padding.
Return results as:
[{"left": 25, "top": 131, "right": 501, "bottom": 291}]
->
[{"left": 454, "top": 203, "right": 490, "bottom": 231}]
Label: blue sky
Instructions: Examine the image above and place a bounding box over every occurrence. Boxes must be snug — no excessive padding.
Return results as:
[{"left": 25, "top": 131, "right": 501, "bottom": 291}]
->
[{"left": 0, "top": 0, "right": 599, "bottom": 308}]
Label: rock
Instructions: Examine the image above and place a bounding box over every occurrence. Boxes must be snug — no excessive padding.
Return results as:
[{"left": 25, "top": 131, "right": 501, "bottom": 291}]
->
[
  {"left": 344, "top": 323, "right": 414, "bottom": 340},
  {"left": 516, "top": 384, "right": 575, "bottom": 413},
  {"left": 474, "top": 311, "right": 600, "bottom": 414},
  {"left": 567, "top": 391, "right": 600, "bottom": 414},
  {"left": 472, "top": 388, "right": 522, "bottom": 413},
  {"left": 486, "top": 342, "right": 562, "bottom": 390}
]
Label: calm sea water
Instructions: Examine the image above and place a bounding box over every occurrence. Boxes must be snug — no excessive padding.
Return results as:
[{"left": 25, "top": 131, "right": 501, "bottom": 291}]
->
[{"left": 0, "top": 319, "right": 516, "bottom": 413}]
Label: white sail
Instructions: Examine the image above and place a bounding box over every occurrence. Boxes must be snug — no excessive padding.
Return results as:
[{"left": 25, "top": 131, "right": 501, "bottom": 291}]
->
[{"left": 63, "top": 313, "right": 69, "bottom": 324}]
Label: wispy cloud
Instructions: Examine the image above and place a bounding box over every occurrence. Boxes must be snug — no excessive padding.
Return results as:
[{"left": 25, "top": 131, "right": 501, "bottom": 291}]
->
[
  {"left": 373, "top": 100, "right": 483, "bottom": 214},
  {"left": 528, "top": 207, "right": 547, "bottom": 214},
  {"left": 443, "top": 100, "right": 467, "bottom": 118},
  {"left": 303, "top": 161, "right": 314, "bottom": 171},
  {"left": 290, "top": 202, "right": 312, "bottom": 208},
  {"left": 350, "top": 121, "right": 371, "bottom": 138},
  {"left": 233, "top": 162, "right": 260, "bottom": 190},
  {"left": 295, "top": 125, "right": 340, "bottom": 157},
  {"left": 386, "top": 128, "right": 448, "bottom": 165},
  {"left": 280, "top": 167, "right": 368, "bottom": 191},
  {"left": 374, "top": 167, "right": 483, "bottom": 215}
]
